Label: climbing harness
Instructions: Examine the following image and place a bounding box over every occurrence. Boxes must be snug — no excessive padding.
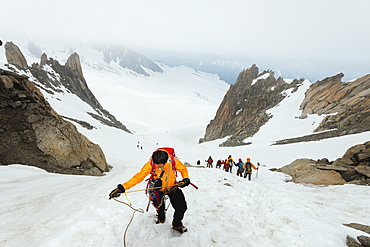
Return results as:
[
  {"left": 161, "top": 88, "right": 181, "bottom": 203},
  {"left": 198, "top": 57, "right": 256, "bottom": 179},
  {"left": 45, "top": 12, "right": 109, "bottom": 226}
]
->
[{"left": 112, "top": 181, "right": 195, "bottom": 247}]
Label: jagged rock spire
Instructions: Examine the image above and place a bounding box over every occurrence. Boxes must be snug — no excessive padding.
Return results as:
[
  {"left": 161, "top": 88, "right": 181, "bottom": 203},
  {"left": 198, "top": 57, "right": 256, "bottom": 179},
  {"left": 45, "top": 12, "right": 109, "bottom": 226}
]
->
[
  {"left": 4, "top": 42, "right": 28, "bottom": 69},
  {"left": 65, "top": 52, "right": 84, "bottom": 79}
]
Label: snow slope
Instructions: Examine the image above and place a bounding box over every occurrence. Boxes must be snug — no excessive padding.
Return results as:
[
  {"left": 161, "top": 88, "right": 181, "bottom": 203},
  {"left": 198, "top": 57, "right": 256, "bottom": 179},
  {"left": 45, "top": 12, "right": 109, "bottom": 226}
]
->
[{"left": 0, "top": 40, "right": 369, "bottom": 247}]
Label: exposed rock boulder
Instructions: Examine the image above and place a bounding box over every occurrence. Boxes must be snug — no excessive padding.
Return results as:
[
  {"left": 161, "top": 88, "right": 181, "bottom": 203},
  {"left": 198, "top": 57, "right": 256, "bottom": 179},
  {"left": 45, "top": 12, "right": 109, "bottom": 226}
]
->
[
  {"left": 200, "top": 64, "right": 304, "bottom": 146},
  {"left": 358, "top": 236, "right": 370, "bottom": 247},
  {"left": 344, "top": 223, "right": 370, "bottom": 235},
  {"left": 0, "top": 68, "right": 109, "bottom": 176},
  {"left": 346, "top": 236, "right": 362, "bottom": 247},
  {"left": 273, "top": 142, "right": 370, "bottom": 185},
  {"left": 330, "top": 141, "right": 370, "bottom": 184},
  {"left": 344, "top": 223, "right": 370, "bottom": 247},
  {"left": 275, "top": 159, "right": 347, "bottom": 185}
]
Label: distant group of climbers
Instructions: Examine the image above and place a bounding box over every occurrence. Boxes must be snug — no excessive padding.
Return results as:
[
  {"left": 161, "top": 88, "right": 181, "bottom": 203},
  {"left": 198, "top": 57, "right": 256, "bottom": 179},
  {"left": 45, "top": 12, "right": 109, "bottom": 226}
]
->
[{"left": 198, "top": 155, "right": 259, "bottom": 180}]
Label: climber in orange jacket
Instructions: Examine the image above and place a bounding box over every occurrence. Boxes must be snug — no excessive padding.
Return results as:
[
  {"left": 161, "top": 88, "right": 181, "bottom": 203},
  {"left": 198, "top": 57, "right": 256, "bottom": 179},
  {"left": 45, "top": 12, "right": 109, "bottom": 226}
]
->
[
  {"left": 243, "top": 158, "right": 258, "bottom": 180},
  {"left": 109, "top": 148, "right": 190, "bottom": 233}
]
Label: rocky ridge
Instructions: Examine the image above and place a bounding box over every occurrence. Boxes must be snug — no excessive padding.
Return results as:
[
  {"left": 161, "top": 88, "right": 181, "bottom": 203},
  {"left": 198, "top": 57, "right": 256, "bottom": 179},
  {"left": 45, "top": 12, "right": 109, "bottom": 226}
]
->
[
  {"left": 4, "top": 41, "right": 130, "bottom": 133},
  {"left": 274, "top": 73, "right": 370, "bottom": 145},
  {"left": 201, "top": 64, "right": 370, "bottom": 147},
  {"left": 93, "top": 43, "right": 163, "bottom": 76},
  {"left": 0, "top": 68, "right": 108, "bottom": 176},
  {"left": 200, "top": 64, "right": 303, "bottom": 146}
]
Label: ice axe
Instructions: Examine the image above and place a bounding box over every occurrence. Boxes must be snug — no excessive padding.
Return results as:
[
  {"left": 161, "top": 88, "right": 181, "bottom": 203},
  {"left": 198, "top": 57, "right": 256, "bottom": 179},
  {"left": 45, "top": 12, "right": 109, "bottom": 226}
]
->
[{"left": 256, "top": 162, "right": 260, "bottom": 179}]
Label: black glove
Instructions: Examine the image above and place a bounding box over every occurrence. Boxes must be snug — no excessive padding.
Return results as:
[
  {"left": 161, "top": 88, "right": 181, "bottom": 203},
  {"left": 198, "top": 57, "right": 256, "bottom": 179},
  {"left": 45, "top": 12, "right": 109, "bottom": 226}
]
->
[
  {"left": 109, "top": 184, "right": 125, "bottom": 199},
  {"left": 178, "top": 178, "right": 190, "bottom": 188}
]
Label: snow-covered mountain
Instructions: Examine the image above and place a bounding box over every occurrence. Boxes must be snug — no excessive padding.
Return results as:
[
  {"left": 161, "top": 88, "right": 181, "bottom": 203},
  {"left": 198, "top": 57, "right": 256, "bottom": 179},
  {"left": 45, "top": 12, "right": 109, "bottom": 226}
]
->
[
  {"left": 143, "top": 52, "right": 251, "bottom": 84},
  {"left": 0, "top": 38, "right": 369, "bottom": 247}
]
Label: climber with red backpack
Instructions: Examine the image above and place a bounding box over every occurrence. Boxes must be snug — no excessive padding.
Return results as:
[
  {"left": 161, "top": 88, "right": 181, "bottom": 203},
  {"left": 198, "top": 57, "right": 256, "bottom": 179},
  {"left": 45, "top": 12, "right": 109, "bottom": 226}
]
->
[
  {"left": 205, "top": 156, "right": 213, "bottom": 168},
  {"left": 109, "top": 147, "right": 191, "bottom": 233}
]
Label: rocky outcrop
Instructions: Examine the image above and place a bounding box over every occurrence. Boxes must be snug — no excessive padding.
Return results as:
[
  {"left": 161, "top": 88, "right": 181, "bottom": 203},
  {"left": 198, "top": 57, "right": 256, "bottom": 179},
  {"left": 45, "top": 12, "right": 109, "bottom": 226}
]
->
[
  {"left": 0, "top": 69, "right": 109, "bottom": 176},
  {"left": 274, "top": 159, "right": 347, "bottom": 185},
  {"left": 65, "top": 52, "right": 84, "bottom": 79},
  {"left": 274, "top": 73, "right": 370, "bottom": 145},
  {"left": 200, "top": 64, "right": 303, "bottom": 146},
  {"left": 201, "top": 63, "right": 369, "bottom": 147},
  {"left": 345, "top": 223, "right": 370, "bottom": 247},
  {"left": 4, "top": 41, "right": 130, "bottom": 133},
  {"left": 330, "top": 141, "right": 370, "bottom": 183},
  {"left": 272, "top": 141, "right": 370, "bottom": 185},
  {"left": 4, "top": 41, "right": 28, "bottom": 70},
  {"left": 305, "top": 73, "right": 370, "bottom": 134}
]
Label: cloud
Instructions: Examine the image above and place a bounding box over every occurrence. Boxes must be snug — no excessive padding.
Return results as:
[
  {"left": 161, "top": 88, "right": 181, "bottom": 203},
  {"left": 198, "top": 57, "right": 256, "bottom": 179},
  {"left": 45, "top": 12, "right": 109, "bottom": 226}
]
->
[{"left": 2, "top": 0, "right": 370, "bottom": 81}]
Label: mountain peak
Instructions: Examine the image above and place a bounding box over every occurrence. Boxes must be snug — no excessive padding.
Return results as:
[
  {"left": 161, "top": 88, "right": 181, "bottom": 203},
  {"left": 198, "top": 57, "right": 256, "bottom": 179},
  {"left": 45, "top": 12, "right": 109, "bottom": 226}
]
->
[
  {"left": 200, "top": 64, "right": 304, "bottom": 146},
  {"left": 93, "top": 44, "right": 163, "bottom": 76},
  {"left": 65, "top": 52, "right": 83, "bottom": 78},
  {"left": 4, "top": 41, "right": 28, "bottom": 70}
]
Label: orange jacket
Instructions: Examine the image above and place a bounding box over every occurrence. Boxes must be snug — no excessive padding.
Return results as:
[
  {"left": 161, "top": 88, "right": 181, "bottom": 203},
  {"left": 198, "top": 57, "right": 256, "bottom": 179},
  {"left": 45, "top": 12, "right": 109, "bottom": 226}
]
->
[
  {"left": 227, "top": 157, "right": 235, "bottom": 164},
  {"left": 242, "top": 162, "right": 258, "bottom": 170},
  {"left": 122, "top": 157, "right": 189, "bottom": 191}
]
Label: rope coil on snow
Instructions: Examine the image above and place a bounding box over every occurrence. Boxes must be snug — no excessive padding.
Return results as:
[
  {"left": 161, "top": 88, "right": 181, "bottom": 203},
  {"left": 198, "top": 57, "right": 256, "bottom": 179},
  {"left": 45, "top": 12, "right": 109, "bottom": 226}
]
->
[
  {"left": 113, "top": 197, "right": 144, "bottom": 247},
  {"left": 112, "top": 181, "right": 196, "bottom": 246}
]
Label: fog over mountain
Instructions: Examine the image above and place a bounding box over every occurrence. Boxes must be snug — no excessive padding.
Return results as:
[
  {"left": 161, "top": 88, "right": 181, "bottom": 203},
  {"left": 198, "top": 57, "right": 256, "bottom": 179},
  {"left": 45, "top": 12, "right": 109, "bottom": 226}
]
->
[
  {"left": 1, "top": 38, "right": 369, "bottom": 247},
  {"left": 2, "top": 0, "right": 370, "bottom": 84}
]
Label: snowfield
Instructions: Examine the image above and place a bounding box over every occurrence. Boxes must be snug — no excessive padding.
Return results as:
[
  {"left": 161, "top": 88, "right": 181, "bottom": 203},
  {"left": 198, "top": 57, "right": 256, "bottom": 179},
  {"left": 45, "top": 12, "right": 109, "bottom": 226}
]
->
[{"left": 1, "top": 41, "right": 369, "bottom": 247}]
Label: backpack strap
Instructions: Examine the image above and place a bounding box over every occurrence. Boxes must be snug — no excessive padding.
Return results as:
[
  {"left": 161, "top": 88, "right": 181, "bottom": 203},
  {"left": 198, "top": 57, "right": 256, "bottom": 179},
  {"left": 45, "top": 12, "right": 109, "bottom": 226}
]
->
[
  {"left": 169, "top": 153, "right": 177, "bottom": 177},
  {"left": 145, "top": 148, "right": 178, "bottom": 193}
]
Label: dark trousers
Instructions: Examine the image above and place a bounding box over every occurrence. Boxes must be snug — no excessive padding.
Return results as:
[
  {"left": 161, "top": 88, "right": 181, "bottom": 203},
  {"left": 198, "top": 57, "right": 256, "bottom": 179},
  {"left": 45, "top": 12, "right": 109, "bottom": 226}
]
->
[
  {"left": 236, "top": 170, "right": 243, "bottom": 177},
  {"left": 244, "top": 172, "right": 252, "bottom": 180},
  {"left": 157, "top": 188, "right": 187, "bottom": 227}
]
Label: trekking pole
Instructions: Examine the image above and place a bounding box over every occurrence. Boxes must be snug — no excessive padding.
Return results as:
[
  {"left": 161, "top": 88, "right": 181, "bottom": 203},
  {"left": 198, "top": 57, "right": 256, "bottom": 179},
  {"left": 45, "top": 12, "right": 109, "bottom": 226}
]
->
[{"left": 256, "top": 162, "right": 260, "bottom": 179}]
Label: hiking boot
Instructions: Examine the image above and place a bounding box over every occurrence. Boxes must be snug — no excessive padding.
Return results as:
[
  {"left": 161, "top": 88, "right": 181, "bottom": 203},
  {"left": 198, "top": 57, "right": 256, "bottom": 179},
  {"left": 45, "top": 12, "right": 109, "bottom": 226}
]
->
[
  {"left": 172, "top": 225, "right": 188, "bottom": 233},
  {"left": 155, "top": 215, "right": 165, "bottom": 224},
  {"left": 156, "top": 218, "right": 165, "bottom": 224}
]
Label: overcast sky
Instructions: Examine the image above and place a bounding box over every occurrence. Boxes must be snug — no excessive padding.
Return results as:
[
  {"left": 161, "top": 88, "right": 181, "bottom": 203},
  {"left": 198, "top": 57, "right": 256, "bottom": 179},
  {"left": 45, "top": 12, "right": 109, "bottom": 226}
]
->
[{"left": 2, "top": 0, "right": 370, "bottom": 81}]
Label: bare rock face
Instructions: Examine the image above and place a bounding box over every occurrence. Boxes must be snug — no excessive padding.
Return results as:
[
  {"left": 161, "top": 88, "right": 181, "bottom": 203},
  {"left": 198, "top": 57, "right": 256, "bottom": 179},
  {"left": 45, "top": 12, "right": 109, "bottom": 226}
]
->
[
  {"left": 4, "top": 41, "right": 28, "bottom": 69},
  {"left": 202, "top": 63, "right": 369, "bottom": 147},
  {"left": 300, "top": 73, "right": 370, "bottom": 136},
  {"left": 200, "top": 64, "right": 303, "bottom": 146},
  {"left": 5, "top": 41, "right": 130, "bottom": 133},
  {"left": 345, "top": 223, "right": 370, "bottom": 247},
  {"left": 256, "top": 72, "right": 370, "bottom": 145},
  {"left": 31, "top": 52, "right": 130, "bottom": 133},
  {"left": 274, "top": 141, "right": 370, "bottom": 185},
  {"left": 0, "top": 69, "right": 109, "bottom": 176},
  {"left": 65, "top": 52, "right": 84, "bottom": 79},
  {"left": 346, "top": 236, "right": 362, "bottom": 247},
  {"left": 276, "top": 159, "right": 347, "bottom": 185},
  {"left": 331, "top": 141, "right": 370, "bottom": 183}
]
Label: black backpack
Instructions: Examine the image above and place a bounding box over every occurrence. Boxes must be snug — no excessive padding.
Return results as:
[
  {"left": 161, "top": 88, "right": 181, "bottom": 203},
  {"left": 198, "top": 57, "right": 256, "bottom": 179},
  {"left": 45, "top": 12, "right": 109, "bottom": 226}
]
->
[{"left": 245, "top": 162, "right": 252, "bottom": 173}]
